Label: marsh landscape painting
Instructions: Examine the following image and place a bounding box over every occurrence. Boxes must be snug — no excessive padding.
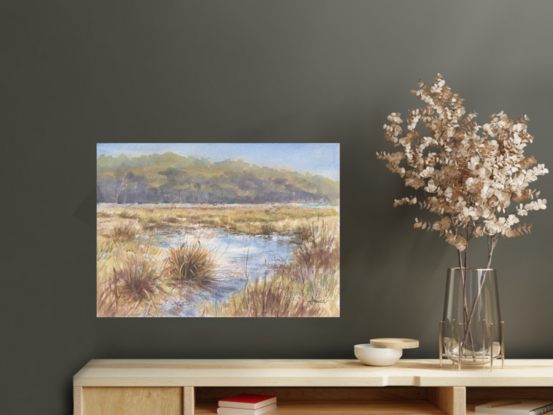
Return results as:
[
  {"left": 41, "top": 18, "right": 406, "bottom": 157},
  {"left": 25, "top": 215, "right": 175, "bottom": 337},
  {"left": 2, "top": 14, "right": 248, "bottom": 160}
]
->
[{"left": 97, "top": 143, "right": 340, "bottom": 317}]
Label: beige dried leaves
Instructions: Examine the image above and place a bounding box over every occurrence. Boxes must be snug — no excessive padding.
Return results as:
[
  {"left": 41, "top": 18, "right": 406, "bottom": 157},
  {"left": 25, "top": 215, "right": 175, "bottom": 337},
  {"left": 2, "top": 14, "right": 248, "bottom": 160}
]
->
[{"left": 378, "top": 74, "right": 548, "bottom": 258}]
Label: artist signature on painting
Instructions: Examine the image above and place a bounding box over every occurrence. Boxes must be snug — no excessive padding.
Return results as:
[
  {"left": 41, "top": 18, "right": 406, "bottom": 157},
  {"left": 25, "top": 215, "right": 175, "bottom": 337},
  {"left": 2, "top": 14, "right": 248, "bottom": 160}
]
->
[{"left": 308, "top": 297, "right": 328, "bottom": 304}]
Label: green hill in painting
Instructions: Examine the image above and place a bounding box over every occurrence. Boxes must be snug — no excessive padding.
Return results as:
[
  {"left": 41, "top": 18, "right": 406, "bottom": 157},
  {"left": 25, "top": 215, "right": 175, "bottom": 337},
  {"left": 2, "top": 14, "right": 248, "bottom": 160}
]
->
[{"left": 97, "top": 152, "right": 339, "bottom": 204}]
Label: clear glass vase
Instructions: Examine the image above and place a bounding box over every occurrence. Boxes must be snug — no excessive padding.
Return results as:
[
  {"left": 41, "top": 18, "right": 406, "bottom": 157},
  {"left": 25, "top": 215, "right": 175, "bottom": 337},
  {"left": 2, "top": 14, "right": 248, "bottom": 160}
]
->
[{"left": 441, "top": 268, "right": 503, "bottom": 366}]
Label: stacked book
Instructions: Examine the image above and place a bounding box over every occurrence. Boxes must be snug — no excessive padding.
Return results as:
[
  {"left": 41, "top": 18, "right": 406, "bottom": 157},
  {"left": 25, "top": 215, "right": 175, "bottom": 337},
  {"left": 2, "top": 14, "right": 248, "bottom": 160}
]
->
[
  {"left": 217, "top": 394, "right": 277, "bottom": 415},
  {"left": 475, "top": 400, "right": 553, "bottom": 415}
]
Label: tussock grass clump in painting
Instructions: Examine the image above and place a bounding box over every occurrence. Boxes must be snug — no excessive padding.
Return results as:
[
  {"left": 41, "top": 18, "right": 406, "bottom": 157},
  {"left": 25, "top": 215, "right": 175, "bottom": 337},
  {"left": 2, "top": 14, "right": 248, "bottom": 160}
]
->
[
  {"left": 164, "top": 242, "right": 220, "bottom": 294},
  {"left": 115, "top": 256, "right": 162, "bottom": 305},
  {"left": 231, "top": 275, "right": 306, "bottom": 317},
  {"left": 110, "top": 222, "right": 138, "bottom": 242},
  {"left": 292, "top": 222, "right": 339, "bottom": 285},
  {"left": 97, "top": 254, "right": 164, "bottom": 317}
]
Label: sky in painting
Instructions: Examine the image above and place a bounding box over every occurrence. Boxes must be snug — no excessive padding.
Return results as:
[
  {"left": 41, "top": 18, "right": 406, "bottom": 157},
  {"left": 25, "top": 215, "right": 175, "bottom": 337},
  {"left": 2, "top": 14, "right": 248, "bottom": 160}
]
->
[{"left": 97, "top": 143, "right": 340, "bottom": 181}]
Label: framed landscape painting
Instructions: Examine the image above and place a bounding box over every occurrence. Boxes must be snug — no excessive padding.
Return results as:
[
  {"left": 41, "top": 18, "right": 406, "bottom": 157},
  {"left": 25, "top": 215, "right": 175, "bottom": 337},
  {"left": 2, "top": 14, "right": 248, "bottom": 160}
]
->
[{"left": 96, "top": 143, "right": 340, "bottom": 317}]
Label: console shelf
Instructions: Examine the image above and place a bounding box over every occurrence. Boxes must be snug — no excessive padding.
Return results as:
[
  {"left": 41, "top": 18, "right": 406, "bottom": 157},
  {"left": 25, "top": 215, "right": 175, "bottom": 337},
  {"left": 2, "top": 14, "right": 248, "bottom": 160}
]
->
[
  {"left": 196, "top": 401, "right": 444, "bottom": 414},
  {"left": 72, "top": 359, "right": 553, "bottom": 415}
]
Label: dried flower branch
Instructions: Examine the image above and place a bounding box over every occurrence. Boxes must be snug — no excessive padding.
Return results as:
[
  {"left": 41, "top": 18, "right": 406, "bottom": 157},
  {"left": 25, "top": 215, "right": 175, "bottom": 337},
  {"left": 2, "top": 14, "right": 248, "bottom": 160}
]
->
[{"left": 378, "top": 74, "right": 548, "bottom": 268}]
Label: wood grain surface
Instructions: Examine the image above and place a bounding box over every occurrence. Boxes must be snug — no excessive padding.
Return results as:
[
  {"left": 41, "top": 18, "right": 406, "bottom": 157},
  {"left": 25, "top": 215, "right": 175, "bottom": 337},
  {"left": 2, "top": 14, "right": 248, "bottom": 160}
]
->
[
  {"left": 73, "top": 359, "right": 553, "bottom": 387},
  {"left": 427, "top": 387, "right": 466, "bottom": 415},
  {"left": 82, "top": 387, "right": 182, "bottom": 415}
]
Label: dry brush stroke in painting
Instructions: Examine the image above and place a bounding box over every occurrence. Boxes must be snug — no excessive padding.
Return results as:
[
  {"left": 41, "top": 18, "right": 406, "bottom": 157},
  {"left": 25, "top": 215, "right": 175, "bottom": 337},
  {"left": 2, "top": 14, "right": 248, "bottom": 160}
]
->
[{"left": 96, "top": 143, "right": 340, "bottom": 317}]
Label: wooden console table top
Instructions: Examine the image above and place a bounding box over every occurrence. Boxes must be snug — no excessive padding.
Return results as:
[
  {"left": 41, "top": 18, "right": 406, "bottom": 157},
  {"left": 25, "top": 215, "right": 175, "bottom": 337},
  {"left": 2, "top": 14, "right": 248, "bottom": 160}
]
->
[{"left": 74, "top": 359, "right": 553, "bottom": 387}]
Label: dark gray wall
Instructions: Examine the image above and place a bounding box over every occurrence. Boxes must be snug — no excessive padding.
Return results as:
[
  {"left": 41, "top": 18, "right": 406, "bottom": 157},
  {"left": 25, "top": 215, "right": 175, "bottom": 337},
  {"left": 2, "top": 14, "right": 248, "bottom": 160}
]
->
[{"left": 3, "top": 1, "right": 553, "bottom": 414}]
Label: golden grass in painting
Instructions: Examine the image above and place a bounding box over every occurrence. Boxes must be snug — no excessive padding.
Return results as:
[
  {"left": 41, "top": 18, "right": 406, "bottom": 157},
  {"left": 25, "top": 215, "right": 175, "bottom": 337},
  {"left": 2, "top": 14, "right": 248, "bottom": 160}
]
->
[
  {"left": 109, "top": 222, "right": 138, "bottom": 242},
  {"left": 97, "top": 242, "right": 165, "bottom": 317},
  {"left": 97, "top": 251, "right": 164, "bottom": 317},
  {"left": 199, "top": 220, "right": 340, "bottom": 317},
  {"left": 97, "top": 205, "right": 338, "bottom": 236},
  {"left": 118, "top": 210, "right": 139, "bottom": 219},
  {"left": 115, "top": 256, "right": 162, "bottom": 305},
  {"left": 293, "top": 224, "right": 312, "bottom": 243},
  {"left": 97, "top": 205, "right": 340, "bottom": 317},
  {"left": 292, "top": 222, "right": 339, "bottom": 286}
]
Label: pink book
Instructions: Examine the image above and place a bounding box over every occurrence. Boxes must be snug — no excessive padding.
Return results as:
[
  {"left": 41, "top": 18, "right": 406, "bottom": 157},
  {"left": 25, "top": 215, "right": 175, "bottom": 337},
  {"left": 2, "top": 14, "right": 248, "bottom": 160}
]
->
[{"left": 218, "top": 394, "right": 277, "bottom": 410}]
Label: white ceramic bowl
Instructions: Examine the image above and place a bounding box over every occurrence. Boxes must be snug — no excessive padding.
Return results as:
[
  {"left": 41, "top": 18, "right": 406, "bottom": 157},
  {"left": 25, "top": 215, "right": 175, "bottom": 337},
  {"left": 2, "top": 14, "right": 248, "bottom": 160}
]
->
[{"left": 354, "top": 344, "right": 403, "bottom": 366}]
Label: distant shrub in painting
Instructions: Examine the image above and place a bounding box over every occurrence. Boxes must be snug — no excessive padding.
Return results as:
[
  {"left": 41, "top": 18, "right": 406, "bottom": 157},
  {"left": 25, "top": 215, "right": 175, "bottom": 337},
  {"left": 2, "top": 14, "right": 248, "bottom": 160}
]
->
[
  {"left": 119, "top": 210, "right": 138, "bottom": 219},
  {"left": 261, "top": 223, "right": 275, "bottom": 235},
  {"left": 294, "top": 224, "right": 312, "bottom": 243}
]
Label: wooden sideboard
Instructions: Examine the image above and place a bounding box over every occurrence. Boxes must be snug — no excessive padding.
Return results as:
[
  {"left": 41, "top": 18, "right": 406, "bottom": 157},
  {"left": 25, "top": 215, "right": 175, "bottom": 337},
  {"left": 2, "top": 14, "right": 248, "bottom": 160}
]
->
[{"left": 73, "top": 359, "right": 553, "bottom": 415}]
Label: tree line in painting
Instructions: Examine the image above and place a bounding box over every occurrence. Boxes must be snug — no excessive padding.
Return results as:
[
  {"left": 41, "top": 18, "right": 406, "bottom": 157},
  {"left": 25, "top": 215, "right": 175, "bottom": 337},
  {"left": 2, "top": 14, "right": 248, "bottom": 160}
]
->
[{"left": 97, "top": 152, "right": 339, "bottom": 204}]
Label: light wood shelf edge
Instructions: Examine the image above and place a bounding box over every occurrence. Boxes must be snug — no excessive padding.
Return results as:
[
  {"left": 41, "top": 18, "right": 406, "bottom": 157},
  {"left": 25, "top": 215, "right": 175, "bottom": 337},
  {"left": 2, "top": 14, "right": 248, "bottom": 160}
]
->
[
  {"left": 184, "top": 387, "right": 195, "bottom": 415},
  {"left": 427, "top": 387, "right": 466, "bottom": 415},
  {"left": 73, "top": 387, "right": 83, "bottom": 415},
  {"left": 73, "top": 360, "right": 553, "bottom": 387}
]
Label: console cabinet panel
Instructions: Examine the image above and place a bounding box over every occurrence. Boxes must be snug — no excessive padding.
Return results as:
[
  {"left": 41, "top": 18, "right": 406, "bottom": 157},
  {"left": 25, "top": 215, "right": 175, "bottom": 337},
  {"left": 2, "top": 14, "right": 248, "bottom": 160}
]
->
[
  {"left": 82, "top": 387, "right": 182, "bottom": 415},
  {"left": 427, "top": 387, "right": 466, "bottom": 415}
]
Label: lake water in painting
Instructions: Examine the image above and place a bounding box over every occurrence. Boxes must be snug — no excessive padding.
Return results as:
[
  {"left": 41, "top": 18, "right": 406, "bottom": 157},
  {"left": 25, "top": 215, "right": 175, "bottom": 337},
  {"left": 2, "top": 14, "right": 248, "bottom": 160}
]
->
[
  {"left": 97, "top": 144, "right": 340, "bottom": 317},
  {"left": 149, "top": 223, "right": 297, "bottom": 317}
]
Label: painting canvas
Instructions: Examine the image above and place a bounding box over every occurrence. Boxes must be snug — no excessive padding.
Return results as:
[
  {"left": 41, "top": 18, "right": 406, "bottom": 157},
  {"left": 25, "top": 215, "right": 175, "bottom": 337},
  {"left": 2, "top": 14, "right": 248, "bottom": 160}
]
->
[{"left": 97, "top": 143, "right": 340, "bottom": 317}]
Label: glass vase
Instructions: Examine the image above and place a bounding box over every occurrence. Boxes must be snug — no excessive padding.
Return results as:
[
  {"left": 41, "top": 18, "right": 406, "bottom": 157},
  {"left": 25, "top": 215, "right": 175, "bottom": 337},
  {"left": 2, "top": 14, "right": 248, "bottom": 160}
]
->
[{"left": 441, "top": 268, "right": 504, "bottom": 366}]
